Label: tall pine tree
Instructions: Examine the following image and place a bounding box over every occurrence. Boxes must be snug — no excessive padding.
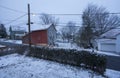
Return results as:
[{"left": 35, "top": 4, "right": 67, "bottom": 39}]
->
[{"left": 0, "top": 24, "right": 7, "bottom": 38}]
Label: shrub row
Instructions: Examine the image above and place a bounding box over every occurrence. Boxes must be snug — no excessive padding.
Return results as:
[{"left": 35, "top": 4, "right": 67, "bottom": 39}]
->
[
  {"left": 19, "top": 47, "right": 106, "bottom": 75},
  {"left": 0, "top": 50, "right": 15, "bottom": 56},
  {"left": 0, "top": 42, "right": 28, "bottom": 56},
  {"left": 0, "top": 42, "right": 106, "bottom": 75},
  {"left": 0, "top": 45, "right": 26, "bottom": 56}
]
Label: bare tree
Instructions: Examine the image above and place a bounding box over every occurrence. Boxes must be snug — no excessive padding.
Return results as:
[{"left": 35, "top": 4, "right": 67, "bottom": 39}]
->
[
  {"left": 40, "top": 13, "right": 59, "bottom": 26},
  {"left": 77, "top": 4, "right": 120, "bottom": 48},
  {"left": 61, "top": 27, "right": 69, "bottom": 41},
  {"left": 61, "top": 21, "right": 77, "bottom": 42},
  {"left": 67, "top": 21, "right": 77, "bottom": 42}
]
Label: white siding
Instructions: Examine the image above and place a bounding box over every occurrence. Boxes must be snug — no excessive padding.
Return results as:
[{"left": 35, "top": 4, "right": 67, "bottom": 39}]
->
[
  {"left": 98, "top": 42, "right": 101, "bottom": 51},
  {"left": 97, "top": 39, "right": 116, "bottom": 52},
  {"left": 116, "top": 34, "right": 120, "bottom": 53},
  {"left": 47, "top": 25, "right": 56, "bottom": 45},
  {"left": 100, "top": 43, "right": 116, "bottom": 52}
]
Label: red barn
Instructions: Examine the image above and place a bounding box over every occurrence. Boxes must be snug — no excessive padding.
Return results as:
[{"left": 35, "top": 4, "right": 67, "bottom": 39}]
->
[{"left": 22, "top": 24, "right": 56, "bottom": 46}]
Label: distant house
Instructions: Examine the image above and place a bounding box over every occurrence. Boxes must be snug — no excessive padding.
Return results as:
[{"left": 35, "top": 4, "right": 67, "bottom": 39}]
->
[
  {"left": 9, "top": 26, "right": 26, "bottom": 40},
  {"left": 97, "top": 29, "right": 120, "bottom": 54},
  {"left": 56, "top": 32, "right": 63, "bottom": 41},
  {"left": 22, "top": 24, "right": 56, "bottom": 46}
]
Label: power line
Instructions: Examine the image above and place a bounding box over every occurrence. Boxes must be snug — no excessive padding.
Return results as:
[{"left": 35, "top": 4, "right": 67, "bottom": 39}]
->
[
  {"left": 11, "top": 22, "right": 27, "bottom": 26},
  {"left": 30, "top": 23, "right": 120, "bottom": 28},
  {"left": 5, "top": 14, "right": 27, "bottom": 25},
  {"left": 31, "top": 12, "right": 120, "bottom": 16},
  {"left": 56, "top": 25, "right": 120, "bottom": 29},
  {"left": 33, "top": 13, "right": 82, "bottom": 16},
  {"left": 0, "top": 19, "right": 27, "bottom": 22},
  {"left": 0, "top": 5, "right": 26, "bottom": 13},
  {"left": 30, "top": 13, "right": 82, "bottom": 16},
  {"left": 56, "top": 25, "right": 81, "bottom": 27},
  {"left": 56, "top": 24, "right": 120, "bottom": 28},
  {"left": 0, "top": 5, "right": 120, "bottom": 16},
  {"left": 8, "top": 21, "right": 120, "bottom": 29},
  {"left": 31, "top": 21, "right": 120, "bottom": 27}
]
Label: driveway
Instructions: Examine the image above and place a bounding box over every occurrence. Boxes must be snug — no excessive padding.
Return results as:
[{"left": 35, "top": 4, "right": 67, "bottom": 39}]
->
[{"left": 106, "top": 55, "right": 120, "bottom": 71}]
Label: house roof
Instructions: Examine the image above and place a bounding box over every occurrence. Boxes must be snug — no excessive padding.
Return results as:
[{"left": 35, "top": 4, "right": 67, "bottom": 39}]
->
[
  {"left": 11, "top": 26, "right": 26, "bottom": 31},
  {"left": 15, "top": 34, "right": 25, "bottom": 36},
  {"left": 31, "top": 24, "right": 52, "bottom": 31},
  {"left": 100, "top": 29, "right": 120, "bottom": 39}
]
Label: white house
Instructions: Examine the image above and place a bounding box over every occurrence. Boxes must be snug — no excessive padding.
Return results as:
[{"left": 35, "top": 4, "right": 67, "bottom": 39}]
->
[
  {"left": 116, "top": 33, "right": 120, "bottom": 53},
  {"left": 9, "top": 26, "right": 26, "bottom": 40},
  {"left": 97, "top": 29, "right": 120, "bottom": 54}
]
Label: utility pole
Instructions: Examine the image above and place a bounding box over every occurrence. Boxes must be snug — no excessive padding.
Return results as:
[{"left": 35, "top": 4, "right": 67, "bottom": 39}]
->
[{"left": 28, "top": 4, "right": 31, "bottom": 52}]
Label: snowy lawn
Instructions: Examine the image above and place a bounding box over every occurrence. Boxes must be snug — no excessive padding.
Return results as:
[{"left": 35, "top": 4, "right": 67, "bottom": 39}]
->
[
  {"left": 3, "top": 40, "right": 22, "bottom": 44},
  {"left": 0, "top": 54, "right": 120, "bottom": 78},
  {"left": 54, "top": 42, "right": 81, "bottom": 50},
  {"left": 0, "top": 39, "right": 22, "bottom": 44}
]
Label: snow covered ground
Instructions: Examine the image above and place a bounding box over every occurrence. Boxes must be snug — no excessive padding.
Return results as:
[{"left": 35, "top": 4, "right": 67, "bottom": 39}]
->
[
  {"left": 54, "top": 42, "right": 80, "bottom": 50},
  {"left": 0, "top": 54, "right": 120, "bottom": 78},
  {"left": 0, "top": 39, "right": 22, "bottom": 44}
]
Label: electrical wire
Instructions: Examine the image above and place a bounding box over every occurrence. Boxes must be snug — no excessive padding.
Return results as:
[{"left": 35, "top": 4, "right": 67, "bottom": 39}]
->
[
  {"left": 27, "top": 22, "right": 120, "bottom": 28},
  {"left": 0, "top": 19, "right": 27, "bottom": 22},
  {"left": 31, "top": 12, "right": 120, "bottom": 16},
  {"left": 55, "top": 24, "right": 120, "bottom": 28},
  {"left": 4, "top": 14, "right": 27, "bottom": 25},
  {"left": 0, "top": 5, "right": 120, "bottom": 16},
  {"left": 0, "top": 5, "right": 26, "bottom": 13},
  {"left": 12, "top": 22, "right": 27, "bottom": 26},
  {"left": 0, "top": 5, "right": 120, "bottom": 29}
]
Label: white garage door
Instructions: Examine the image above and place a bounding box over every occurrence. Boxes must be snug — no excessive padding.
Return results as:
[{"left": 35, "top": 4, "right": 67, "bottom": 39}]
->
[{"left": 100, "top": 43, "right": 116, "bottom": 52}]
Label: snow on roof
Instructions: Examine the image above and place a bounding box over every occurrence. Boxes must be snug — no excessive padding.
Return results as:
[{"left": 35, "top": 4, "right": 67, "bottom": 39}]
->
[
  {"left": 12, "top": 26, "right": 26, "bottom": 31},
  {"left": 101, "top": 29, "right": 120, "bottom": 38},
  {"left": 31, "top": 24, "right": 52, "bottom": 31},
  {"left": 15, "top": 34, "right": 25, "bottom": 36}
]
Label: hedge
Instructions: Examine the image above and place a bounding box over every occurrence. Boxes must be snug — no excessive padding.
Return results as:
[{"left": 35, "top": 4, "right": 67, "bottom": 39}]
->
[
  {"left": 18, "top": 47, "right": 106, "bottom": 75},
  {"left": 0, "top": 42, "right": 107, "bottom": 75}
]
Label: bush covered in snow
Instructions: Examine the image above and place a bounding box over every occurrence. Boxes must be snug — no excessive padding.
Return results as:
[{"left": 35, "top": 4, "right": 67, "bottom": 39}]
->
[
  {"left": 0, "top": 42, "right": 106, "bottom": 75},
  {"left": 21, "top": 47, "right": 107, "bottom": 75}
]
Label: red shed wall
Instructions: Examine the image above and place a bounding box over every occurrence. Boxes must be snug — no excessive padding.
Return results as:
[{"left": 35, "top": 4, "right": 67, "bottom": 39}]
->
[{"left": 23, "top": 30, "right": 48, "bottom": 45}]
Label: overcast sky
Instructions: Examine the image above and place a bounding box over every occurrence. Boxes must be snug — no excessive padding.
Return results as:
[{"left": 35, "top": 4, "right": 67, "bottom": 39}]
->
[{"left": 0, "top": 0, "right": 120, "bottom": 30}]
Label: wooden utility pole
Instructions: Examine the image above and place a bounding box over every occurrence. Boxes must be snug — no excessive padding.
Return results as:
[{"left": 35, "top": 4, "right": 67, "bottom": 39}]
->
[{"left": 28, "top": 4, "right": 31, "bottom": 51}]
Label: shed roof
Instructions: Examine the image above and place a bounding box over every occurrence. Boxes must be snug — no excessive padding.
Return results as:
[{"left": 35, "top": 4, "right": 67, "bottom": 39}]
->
[{"left": 31, "top": 24, "right": 52, "bottom": 31}]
